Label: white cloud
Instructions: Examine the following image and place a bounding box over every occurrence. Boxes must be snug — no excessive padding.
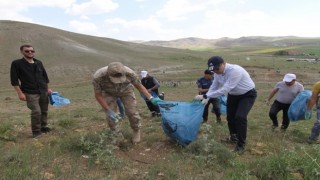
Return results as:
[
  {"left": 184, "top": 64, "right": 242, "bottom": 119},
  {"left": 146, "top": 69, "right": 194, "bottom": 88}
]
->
[
  {"left": 69, "top": 20, "right": 98, "bottom": 34},
  {"left": 25, "top": 0, "right": 76, "bottom": 8},
  {"left": 0, "top": 0, "right": 75, "bottom": 22},
  {"left": 104, "top": 17, "right": 179, "bottom": 40},
  {"left": 66, "top": 0, "right": 118, "bottom": 16},
  {"left": 156, "top": 0, "right": 225, "bottom": 21}
]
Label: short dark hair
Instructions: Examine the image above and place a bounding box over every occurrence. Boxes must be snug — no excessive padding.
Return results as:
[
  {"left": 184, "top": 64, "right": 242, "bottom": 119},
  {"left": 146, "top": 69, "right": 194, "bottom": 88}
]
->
[{"left": 20, "top": 44, "right": 33, "bottom": 51}]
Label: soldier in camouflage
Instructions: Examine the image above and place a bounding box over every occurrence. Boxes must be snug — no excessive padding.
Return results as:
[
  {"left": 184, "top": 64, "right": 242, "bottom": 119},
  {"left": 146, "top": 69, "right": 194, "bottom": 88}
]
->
[{"left": 92, "top": 62, "right": 162, "bottom": 143}]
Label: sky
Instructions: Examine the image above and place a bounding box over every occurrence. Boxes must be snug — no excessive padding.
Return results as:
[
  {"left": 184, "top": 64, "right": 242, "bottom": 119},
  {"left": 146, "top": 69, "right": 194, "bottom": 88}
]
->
[{"left": 1, "top": 0, "right": 320, "bottom": 41}]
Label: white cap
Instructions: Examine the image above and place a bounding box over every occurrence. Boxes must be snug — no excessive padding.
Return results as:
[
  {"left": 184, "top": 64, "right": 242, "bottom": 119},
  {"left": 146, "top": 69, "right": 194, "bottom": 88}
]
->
[
  {"left": 140, "top": 70, "right": 148, "bottom": 78},
  {"left": 283, "top": 73, "right": 296, "bottom": 82}
]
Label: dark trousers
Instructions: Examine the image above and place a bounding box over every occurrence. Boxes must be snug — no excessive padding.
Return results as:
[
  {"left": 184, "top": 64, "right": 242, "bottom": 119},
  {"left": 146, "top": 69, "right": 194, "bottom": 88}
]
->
[
  {"left": 117, "top": 98, "right": 125, "bottom": 117},
  {"left": 227, "top": 89, "right": 257, "bottom": 147},
  {"left": 203, "top": 98, "right": 221, "bottom": 120},
  {"left": 25, "top": 93, "right": 49, "bottom": 133},
  {"left": 269, "top": 100, "right": 291, "bottom": 128},
  {"left": 310, "top": 104, "right": 320, "bottom": 140},
  {"left": 145, "top": 100, "right": 160, "bottom": 113}
]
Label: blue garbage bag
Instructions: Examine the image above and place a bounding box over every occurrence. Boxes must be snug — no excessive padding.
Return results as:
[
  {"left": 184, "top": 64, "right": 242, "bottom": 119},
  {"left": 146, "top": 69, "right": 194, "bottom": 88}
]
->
[
  {"left": 288, "top": 90, "right": 312, "bottom": 121},
  {"left": 219, "top": 95, "right": 227, "bottom": 114},
  {"left": 158, "top": 101, "right": 205, "bottom": 146},
  {"left": 49, "top": 91, "right": 71, "bottom": 107},
  {"left": 140, "top": 91, "right": 158, "bottom": 101}
]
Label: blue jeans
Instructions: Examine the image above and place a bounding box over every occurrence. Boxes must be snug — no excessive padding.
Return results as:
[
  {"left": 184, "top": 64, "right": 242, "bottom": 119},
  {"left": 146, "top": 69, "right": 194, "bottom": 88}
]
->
[{"left": 117, "top": 98, "right": 125, "bottom": 117}]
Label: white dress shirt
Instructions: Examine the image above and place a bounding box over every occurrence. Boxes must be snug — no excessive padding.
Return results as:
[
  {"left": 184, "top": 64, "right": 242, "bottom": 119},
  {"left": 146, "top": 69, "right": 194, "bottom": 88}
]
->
[{"left": 206, "top": 63, "right": 255, "bottom": 98}]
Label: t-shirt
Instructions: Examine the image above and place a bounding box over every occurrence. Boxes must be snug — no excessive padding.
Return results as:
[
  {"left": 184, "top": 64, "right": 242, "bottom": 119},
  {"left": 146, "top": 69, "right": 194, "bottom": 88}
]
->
[
  {"left": 312, "top": 81, "right": 320, "bottom": 94},
  {"left": 275, "top": 81, "right": 304, "bottom": 104},
  {"left": 311, "top": 81, "right": 320, "bottom": 105},
  {"left": 196, "top": 77, "right": 213, "bottom": 95}
]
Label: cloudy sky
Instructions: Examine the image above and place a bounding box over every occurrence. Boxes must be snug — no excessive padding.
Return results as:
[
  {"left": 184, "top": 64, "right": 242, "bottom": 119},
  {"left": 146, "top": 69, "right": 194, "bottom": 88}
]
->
[{"left": 1, "top": 0, "right": 319, "bottom": 41}]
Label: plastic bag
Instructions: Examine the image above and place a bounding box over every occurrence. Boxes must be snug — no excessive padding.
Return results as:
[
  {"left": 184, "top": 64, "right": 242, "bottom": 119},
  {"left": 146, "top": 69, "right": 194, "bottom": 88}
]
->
[
  {"left": 49, "top": 91, "right": 71, "bottom": 107},
  {"left": 140, "top": 91, "right": 158, "bottom": 101},
  {"left": 158, "top": 101, "right": 205, "bottom": 146},
  {"left": 219, "top": 95, "right": 227, "bottom": 114},
  {"left": 288, "top": 90, "right": 312, "bottom": 121}
]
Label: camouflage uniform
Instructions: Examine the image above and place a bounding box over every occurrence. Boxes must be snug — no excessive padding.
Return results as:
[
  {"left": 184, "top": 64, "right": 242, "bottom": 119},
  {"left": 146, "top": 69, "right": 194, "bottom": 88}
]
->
[{"left": 92, "top": 66, "right": 141, "bottom": 131}]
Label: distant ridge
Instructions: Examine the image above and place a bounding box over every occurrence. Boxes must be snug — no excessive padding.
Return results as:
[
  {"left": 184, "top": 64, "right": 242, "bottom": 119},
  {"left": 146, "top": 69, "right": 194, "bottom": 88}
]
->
[{"left": 140, "top": 36, "right": 320, "bottom": 50}]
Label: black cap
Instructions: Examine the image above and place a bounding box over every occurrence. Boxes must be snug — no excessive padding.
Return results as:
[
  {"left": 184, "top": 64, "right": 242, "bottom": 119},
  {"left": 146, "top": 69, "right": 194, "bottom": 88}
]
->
[
  {"left": 204, "top": 69, "right": 213, "bottom": 75},
  {"left": 207, "top": 56, "right": 224, "bottom": 71}
]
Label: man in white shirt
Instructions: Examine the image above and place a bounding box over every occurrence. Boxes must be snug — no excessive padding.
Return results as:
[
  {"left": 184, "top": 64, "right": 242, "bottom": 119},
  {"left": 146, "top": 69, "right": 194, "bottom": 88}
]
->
[{"left": 195, "top": 56, "right": 257, "bottom": 154}]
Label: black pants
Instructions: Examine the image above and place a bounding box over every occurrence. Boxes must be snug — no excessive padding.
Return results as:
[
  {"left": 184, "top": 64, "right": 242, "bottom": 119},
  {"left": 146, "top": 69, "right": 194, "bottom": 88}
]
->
[
  {"left": 269, "top": 100, "right": 291, "bottom": 128},
  {"left": 227, "top": 89, "right": 257, "bottom": 148},
  {"left": 145, "top": 100, "right": 160, "bottom": 113},
  {"left": 203, "top": 98, "right": 221, "bottom": 120}
]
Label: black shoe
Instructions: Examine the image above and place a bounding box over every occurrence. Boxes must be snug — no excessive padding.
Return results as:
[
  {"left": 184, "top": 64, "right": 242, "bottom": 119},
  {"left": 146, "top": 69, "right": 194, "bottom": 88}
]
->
[
  {"left": 233, "top": 145, "right": 245, "bottom": 154},
  {"left": 280, "top": 125, "right": 288, "bottom": 131},
  {"left": 32, "top": 131, "right": 42, "bottom": 138},
  {"left": 307, "top": 137, "right": 318, "bottom": 144},
  {"left": 41, "top": 127, "right": 51, "bottom": 133},
  {"left": 151, "top": 112, "right": 156, "bottom": 117},
  {"left": 202, "top": 118, "right": 208, "bottom": 123}
]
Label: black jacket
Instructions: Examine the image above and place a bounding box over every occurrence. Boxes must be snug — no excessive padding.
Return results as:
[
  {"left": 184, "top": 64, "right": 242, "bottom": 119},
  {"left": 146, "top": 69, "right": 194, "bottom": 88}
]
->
[
  {"left": 141, "top": 76, "right": 159, "bottom": 95},
  {"left": 10, "top": 58, "right": 49, "bottom": 94}
]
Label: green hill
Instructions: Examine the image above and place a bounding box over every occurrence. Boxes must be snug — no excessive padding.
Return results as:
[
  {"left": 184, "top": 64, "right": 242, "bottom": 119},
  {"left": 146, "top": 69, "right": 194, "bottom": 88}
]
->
[{"left": 0, "top": 20, "right": 212, "bottom": 90}]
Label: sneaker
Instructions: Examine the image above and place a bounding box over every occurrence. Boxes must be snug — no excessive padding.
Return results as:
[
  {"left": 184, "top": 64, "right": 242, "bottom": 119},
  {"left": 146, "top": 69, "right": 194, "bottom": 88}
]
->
[
  {"left": 41, "top": 127, "right": 51, "bottom": 133},
  {"left": 271, "top": 124, "right": 278, "bottom": 129},
  {"left": 132, "top": 130, "right": 141, "bottom": 143},
  {"left": 151, "top": 112, "right": 156, "bottom": 117},
  {"left": 32, "top": 131, "right": 42, "bottom": 138},
  {"left": 233, "top": 145, "right": 245, "bottom": 154}
]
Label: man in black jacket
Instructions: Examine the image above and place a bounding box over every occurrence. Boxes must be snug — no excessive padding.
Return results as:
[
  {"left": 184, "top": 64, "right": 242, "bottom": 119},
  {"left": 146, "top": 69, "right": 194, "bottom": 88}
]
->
[
  {"left": 141, "top": 71, "right": 161, "bottom": 117},
  {"left": 10, "top": 45, "right": 52, "bottom": 138}
]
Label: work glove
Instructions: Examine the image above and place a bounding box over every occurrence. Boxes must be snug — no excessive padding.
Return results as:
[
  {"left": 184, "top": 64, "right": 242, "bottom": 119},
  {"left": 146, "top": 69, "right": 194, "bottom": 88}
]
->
[
  {"left": 201, "top": 98, "right": 209, "bottom": 105},
  {"left": 305, "top": 110, "right": 312, "bottom": 120},
  {"left": 150, "top": 97, "right": 163, "bottom": 105},
  {"left": 194, "top": 95, "right": 204, "bottom": 101},
  {"left": 106, "top": 109, "right": 121, "bottom": 123}
]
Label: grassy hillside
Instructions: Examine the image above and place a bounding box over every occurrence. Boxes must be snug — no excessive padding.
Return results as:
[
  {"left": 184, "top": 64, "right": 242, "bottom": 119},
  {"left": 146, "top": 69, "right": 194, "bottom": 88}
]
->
[
  {"left": 1, "top": 20, "right": 320, "bottom": 179},
  {"left": 0, "top": 20, "right": 213, "bottom": 90}
]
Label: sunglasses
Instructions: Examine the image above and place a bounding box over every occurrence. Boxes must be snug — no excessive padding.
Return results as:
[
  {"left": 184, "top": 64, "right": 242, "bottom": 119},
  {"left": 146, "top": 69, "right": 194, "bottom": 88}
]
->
[{"left": 24, "top": 50, "right": 35, "bottom": 53}]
